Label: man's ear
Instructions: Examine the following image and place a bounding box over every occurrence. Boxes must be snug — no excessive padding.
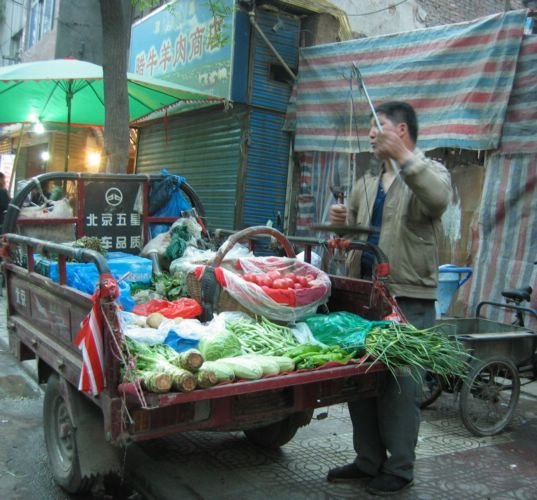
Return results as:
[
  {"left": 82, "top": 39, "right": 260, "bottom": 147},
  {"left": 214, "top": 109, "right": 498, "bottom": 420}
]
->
[{"left": 398, "top": 122, "right": 408, "bottom": 137}]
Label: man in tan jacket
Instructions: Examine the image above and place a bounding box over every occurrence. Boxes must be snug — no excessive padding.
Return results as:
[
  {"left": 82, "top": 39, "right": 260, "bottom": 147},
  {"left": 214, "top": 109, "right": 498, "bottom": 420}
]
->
[{"left": 327, "top": 101, "right": 451, "bottom": 495}]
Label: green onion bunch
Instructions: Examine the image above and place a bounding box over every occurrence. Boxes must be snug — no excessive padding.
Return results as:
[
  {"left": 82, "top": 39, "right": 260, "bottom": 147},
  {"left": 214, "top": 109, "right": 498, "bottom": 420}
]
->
[{"left": 363, "top": 322, "right": 472, "bottom": 380}]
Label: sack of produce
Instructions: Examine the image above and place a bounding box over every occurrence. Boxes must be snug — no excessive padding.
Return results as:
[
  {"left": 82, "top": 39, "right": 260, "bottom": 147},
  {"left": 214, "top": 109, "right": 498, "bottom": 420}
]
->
[{"left": 190, "top": 256, "right": 331, "bottom": 322}]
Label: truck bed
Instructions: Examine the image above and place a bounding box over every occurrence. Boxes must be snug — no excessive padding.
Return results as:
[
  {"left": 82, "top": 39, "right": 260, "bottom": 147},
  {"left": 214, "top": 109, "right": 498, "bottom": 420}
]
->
[{"left": 4, "top": 234, "right": 387, "bottom": 444}]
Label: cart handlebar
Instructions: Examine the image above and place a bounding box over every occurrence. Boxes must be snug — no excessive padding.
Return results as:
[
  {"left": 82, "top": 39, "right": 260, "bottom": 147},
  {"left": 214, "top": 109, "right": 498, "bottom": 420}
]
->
[
  {"left": 3, "top": 233, "right": 111, "bottom": 275},
  {"left": 476, "top": 300, "right": 537, "bottom": 325}
]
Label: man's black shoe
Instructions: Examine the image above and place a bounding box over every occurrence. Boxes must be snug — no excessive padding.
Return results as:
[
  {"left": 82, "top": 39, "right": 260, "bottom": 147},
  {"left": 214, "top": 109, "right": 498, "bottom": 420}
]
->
[
  {"left": 326, "top": 463, "right": 372, "bottom": 483},
  {"left": 366, "top": 473, "right": 414, "bottom": 496}
]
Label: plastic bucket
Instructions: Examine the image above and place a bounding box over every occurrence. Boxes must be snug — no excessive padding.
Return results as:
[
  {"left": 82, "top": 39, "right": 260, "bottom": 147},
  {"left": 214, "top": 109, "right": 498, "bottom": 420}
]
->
[{"left": 437, "top": 264, "right": 472, "bottom": 316}]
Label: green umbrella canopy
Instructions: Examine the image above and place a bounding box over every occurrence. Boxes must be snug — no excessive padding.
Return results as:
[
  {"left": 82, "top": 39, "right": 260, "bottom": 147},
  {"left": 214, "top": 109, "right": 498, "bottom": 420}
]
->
[{"left": 0, "top": 58, "right": 219, "bottom": 126}]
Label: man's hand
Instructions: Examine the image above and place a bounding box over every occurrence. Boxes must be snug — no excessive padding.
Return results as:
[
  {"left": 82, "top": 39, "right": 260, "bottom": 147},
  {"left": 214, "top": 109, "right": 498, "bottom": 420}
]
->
[
  {"left": 372, "top": 130, "right": 413, "bottom": 165},
  {"left": 329, "top": 204, "right": 347, "bottom": 225}
]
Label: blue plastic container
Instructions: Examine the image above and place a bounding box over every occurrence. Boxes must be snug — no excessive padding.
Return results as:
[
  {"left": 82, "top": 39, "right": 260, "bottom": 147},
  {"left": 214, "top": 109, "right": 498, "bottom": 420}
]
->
[
  {"left": 34, "top": 252, "right": 152, "bottom": 311},
  {"left": 437, "top": 264, "right": 472, "bottom": 316}
]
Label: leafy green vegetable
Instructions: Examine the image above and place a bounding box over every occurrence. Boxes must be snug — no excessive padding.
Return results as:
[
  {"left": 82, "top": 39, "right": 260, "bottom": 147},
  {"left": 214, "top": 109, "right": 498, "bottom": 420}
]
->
[
  {"left": 123, "top": 337, "right": 197, "bottom": 392},
  {"left": 198, "top": 330, "right": 243, "bottom": 361},
  {"left": 71, "top": 236, "right": 107, "bottom": 255},
  {"left": 242, "top": 355, "right": 280, "bottom": 375},
  {"left": 244, "top": 354, "right": 295, "bottom": 373},
  {"left": 216, "top": 356, "right": 264, "bottom": 380},
  {"left": 197, "top": 361, "right": 235, "bottom": 386},
  {"left": 152, "top": 272, "right": 189, "bottom": 300}
]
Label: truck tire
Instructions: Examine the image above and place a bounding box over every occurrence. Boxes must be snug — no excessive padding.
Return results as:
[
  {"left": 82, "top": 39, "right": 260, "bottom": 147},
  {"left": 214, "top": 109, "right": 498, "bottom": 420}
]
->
[
  {"left": 243, "top": 410, "right": 313, "bottom": 449},
  {"left": 43, "top": 374, "right": 96, "bottom": 494}
]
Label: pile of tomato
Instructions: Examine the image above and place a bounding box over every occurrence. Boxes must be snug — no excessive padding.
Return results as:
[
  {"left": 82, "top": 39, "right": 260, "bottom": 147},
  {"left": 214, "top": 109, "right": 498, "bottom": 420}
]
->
[{"left": 242, "top": 270, "right": 316, "bottom": 290}]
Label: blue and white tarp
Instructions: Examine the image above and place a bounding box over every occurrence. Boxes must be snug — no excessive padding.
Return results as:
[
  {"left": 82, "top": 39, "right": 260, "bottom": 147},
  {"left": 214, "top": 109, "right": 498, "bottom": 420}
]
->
[{"left": 287, "top": 10, "right": 528, "bottom": 153}]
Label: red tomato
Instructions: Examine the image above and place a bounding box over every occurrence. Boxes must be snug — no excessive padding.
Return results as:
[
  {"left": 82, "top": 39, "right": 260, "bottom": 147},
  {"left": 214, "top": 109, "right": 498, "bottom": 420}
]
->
[
  {"left": 272, "top": 278, "right": 285, "bottom": 289},
  {"left": 282, "top": 278, "right": 294, "bottom": 289},
  {"left": 305, "top": 273, "right": 316, "bottom": 283},
  {"left": 293, "top": 283, "right": 304, "bottom": 289},
  {"left": 267, "top": 270, "right": 282, "bottom": 281},
  {"left": 285, "top": 272, "right": 297, "bottom": 282},
  {"left": 258, "top": 275, "right": 273, "bottom": 287},
  {"left": 243, "top": 273, "right": 255, "bottom": 282},
  {"left": 296, "top": 276, "right": 308, "bottom": 287}
]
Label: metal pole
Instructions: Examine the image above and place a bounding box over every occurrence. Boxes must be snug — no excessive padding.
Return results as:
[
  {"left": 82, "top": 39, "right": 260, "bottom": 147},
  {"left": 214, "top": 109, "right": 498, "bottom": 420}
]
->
[
  {"left": 352, "top": 64, "right": 399, "bottom": 172},
  {"left": 248, "top": 11, "right": 296, "bottom": 81},
  {"left": 64, "top": 82, "right": 72, "bottom": 172},
  {"left": 10, "top": 123, "right": 26, "bottom": 197}
]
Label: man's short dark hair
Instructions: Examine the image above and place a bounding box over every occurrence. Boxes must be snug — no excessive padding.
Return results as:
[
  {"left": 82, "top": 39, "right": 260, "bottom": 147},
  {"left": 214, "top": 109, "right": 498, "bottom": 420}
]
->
[
  {"left": 0, "top": 173, "right": 5, "bottom": 179},
  {"left": 374, "top": 101, "right": 418, "bottom": 144}
]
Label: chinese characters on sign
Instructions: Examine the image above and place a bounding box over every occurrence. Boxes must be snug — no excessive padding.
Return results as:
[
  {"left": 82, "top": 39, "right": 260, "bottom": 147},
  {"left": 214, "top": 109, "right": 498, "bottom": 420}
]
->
[
  {"left": 83, "top": 182, "right": 142, "bottom": 253},
  {"left": 134, "top": 16, "right": 224, "bottom": 75},
  {"left": 129, "top": 0, "right": 234, "bottom": 99}
]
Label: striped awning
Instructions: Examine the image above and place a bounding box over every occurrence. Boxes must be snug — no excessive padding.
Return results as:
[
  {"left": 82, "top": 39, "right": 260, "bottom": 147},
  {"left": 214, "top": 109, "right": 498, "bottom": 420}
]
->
[
  {"left": 288, "top": 9, "right": 528, "bottom": 153},
  {"left": 458, "top": 153, "right": 537, "bottom": 329},
  {"left": 499, "top": 35, "right": 537, "bottom": 153}
]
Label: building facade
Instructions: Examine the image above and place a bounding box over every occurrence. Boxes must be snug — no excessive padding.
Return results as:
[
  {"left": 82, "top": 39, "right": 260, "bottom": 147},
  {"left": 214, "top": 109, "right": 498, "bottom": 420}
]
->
[{"left": 0, "top": 0, "right": 103, "bottom": 184}]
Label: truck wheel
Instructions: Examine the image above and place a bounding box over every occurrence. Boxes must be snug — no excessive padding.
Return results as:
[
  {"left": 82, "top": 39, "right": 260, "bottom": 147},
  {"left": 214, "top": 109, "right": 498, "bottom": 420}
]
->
[
  {"left": 459, "top": 356, "right": 520, "bottom": 436},
  {"left": 43, "top": 374, "right": 96, "bottom": 494},
  {"left": 243, "top": 410, "right": 313, "bottom": 449}
]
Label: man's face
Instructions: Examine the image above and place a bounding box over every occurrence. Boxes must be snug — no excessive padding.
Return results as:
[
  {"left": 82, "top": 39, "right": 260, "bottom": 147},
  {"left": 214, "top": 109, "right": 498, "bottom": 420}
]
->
[
  {"left": 369, "top": 113, "right": 393, "bottom": 156},
  {"left": 369, "top": 113, "right": 405, "bottom": 159},
  {"left": 0, "top": 177, "right": 5, "bottom": 190}
]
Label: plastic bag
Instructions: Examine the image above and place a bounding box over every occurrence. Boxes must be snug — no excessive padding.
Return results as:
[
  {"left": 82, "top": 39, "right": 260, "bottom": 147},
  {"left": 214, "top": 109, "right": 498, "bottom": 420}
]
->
[
  {"left": 123, "top": 326, "right": 169, "bottom": 345},
  {"left": 158, "top": 318, "right": 206, "bottom": 340},
  {"left": 169, "top": 244, "right": 254, "bottom": 275},
  {"left": 140, "top": 231, "right": 172, "bottom": 258},
  {"left": 19, "top": 198, "right": 73, "bottom": 219},
  {"left": 303, "top": 312, "right": 387, "bottom": 350},
  {"left": 291, "top": 322, "right": 325, "bottom": 346},
  {"left": 149, "top": 170, "right": 192, "bottom": 238},
  {"left": 170, "top": 217, "right": 202, "bottom": 244},
  {"left": 149, "top": 170, "right": 186, "bottom": 214},
  {"left": 132, "top": 297, "right": 202, "bottom": 319},
  {"left": 214, "top": 256, "right": 331, "bottom": 322},
  {"left": 170, "top": 246, "right": 216, "bottom": 274},
  {"left": 118, "top": 281, "right": 136, "bottom": 312},
  {"left": 163, "top": 331, "right": 200, "bottom": 353},
  {"left": 132, "top": 289, "right": 164, "bottom": 304},
  {"left": 296, "top": 250, "right": 322, "bottom": 268},
  {"left": 120, "top": 311, "right": 166, "bottom": 344}
]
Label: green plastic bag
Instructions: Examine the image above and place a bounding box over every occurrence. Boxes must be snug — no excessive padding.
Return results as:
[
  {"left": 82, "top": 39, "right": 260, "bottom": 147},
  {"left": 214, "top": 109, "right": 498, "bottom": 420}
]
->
[{"left": 304, "top": 312, "right": 388, "bottom": 350}]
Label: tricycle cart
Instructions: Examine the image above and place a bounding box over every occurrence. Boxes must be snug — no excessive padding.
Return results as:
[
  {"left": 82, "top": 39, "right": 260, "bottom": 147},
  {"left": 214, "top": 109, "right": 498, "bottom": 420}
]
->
[
  {"left": 423, "top": 301, "right": 537, "bottom": 437},
  {"left": 2, "top": 173, "right": 391, "bottom": 494}
]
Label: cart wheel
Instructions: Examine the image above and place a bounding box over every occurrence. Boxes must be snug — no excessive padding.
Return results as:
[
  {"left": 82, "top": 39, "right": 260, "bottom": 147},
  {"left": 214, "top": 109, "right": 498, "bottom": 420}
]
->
[
  {"left": 420, "top": 371, "right": 443, "bottom": 409},
  {"left": 459, "top": 357, "right": 520, "bottom": 436},
  {"left": 243, "top": 410, "right": 313, "bottom": 449},
  {"left": 43, "top": 374, "right": 96, "bottom": 493}
]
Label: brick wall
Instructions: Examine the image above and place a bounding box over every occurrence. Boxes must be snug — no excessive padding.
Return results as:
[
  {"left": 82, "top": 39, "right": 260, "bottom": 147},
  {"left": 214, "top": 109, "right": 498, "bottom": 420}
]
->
[{"left": 417, "top": 0, "right": 526, "bottom": 27}]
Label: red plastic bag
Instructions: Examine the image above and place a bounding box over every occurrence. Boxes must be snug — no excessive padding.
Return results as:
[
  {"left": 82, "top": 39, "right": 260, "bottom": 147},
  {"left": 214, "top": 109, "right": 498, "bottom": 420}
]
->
[{"left": 132, "top": 298, "right": 202, "bottom": 319}]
